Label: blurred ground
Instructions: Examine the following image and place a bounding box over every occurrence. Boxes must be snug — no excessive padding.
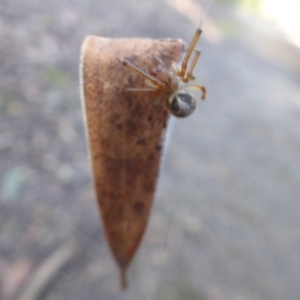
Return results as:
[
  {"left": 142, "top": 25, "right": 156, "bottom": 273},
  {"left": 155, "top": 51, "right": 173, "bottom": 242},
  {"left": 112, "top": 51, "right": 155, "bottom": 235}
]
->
[{"left": 1, "top": 0, "right": 300, "bottom": 299}]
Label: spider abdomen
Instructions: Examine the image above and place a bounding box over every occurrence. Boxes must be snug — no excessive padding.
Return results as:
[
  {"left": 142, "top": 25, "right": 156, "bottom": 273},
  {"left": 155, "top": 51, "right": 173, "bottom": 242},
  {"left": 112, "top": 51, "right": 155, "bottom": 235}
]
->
[{"left": 167, "top": 91, "right": 196, "bottom": 118}]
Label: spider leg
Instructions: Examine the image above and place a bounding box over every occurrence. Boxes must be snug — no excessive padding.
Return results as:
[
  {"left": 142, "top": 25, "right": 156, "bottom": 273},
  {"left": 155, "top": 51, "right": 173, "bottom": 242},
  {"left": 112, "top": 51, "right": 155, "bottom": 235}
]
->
[
  {"left": 179, "top": 28, "right": 202, "bottom": 78},
  {"left": 154, "top": 56, "right": 165, "bottom": 65},
  {"left": 127, "top": 87, "right": 158, "bottom": 92},
  {"left": 182, "top": 49, "right": 201, "bottom": 83},
  {"left": 118, "top": 58, "right": 165, "bottom": 89},
  {"left": 180, "top": 84, "right": 206, "bottom": 100}
]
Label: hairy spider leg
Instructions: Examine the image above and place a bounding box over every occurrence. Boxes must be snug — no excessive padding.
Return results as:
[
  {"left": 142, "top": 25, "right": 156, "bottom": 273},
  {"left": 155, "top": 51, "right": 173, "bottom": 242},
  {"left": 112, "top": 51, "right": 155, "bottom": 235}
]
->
[
  {"left": 118, "top": 58, "right": 165, "bottom": 89},
  {"left": 183, "top": 49, "right": 201, "bottom": 83},
  {"left": 179, "top": 28, "right": 202, "bottom": 78}
]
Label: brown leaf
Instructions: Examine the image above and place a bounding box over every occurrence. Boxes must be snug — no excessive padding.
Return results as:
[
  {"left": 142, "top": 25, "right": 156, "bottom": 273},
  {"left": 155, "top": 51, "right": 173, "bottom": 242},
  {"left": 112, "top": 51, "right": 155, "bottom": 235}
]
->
[{"left": 80, "top": 36, "right": 184, "bottom": 288}]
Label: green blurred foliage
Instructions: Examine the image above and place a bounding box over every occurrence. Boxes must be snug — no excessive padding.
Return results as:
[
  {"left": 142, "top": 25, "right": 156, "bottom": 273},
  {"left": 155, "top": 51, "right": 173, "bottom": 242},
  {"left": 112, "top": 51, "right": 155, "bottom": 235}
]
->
[
  {"left": 47, "top": 68, "right": 70, "bottom": 89},
  {"left": 216, "top": 0, "right": 262, "bottom": 10},
  {"left": 1, "top": 167, "right": 25, "bottom": 202},
  {"left": 1, "top": 96, "right": 22, "bottom": 116}
]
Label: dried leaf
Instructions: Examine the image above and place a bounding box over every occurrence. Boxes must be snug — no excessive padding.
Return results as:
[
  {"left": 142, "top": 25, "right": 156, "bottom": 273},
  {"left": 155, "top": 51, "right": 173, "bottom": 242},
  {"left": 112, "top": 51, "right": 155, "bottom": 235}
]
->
[{"left": 80, "top": 36, "right": 184, "bottom": 288}]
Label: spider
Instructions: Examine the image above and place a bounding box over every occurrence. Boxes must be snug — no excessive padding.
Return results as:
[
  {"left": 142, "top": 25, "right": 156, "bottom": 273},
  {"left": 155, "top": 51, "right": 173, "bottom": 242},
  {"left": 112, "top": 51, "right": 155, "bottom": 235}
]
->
[{"left": 118, "top": 27, "right": 206, "bottom": 118}]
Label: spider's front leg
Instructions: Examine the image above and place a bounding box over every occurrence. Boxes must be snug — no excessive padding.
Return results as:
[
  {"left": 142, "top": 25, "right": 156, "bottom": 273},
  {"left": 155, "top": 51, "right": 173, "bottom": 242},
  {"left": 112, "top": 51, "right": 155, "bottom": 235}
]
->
[
  {"left": 182, "top": 49, "right": 201, "bottom": 83},
  {"left": 118, "top": 58, "right": 165, "bottom": 90},
  {"left": 179, "top": 28, "right": 202, "bottom": 78}
]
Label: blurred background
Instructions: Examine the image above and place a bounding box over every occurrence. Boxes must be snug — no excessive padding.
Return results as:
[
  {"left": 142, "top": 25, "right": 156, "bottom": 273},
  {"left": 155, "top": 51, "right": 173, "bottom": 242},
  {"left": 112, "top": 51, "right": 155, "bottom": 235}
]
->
[{"left": 1, "top": 0, "right": 300, "bottom": 299}]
